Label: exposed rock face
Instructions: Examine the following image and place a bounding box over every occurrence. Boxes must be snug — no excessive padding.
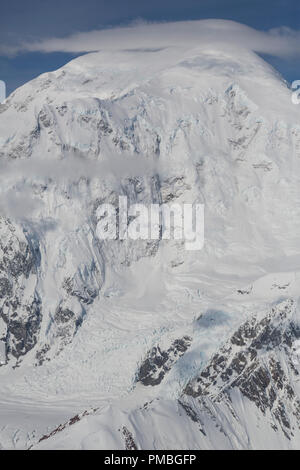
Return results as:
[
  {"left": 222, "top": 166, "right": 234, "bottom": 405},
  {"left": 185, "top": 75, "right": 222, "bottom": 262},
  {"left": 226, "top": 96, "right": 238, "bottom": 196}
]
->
[
  {"left": 6, "top": 298, "right": 41, "bottom": 359},
  {"left": 0, "top": 213, "right": 103, "bottom": 364},
  {"left": 137, "top": 336, "right": 192, "bottom": 386},
  {"left": 121, "top": 426, "right": 138, "bottom": 450},
  {"left": 0, "top": 217, "right": 41, "bottom": 362},
  {"left": 183, "top": 299, "right": 300, "bottom": 440}
]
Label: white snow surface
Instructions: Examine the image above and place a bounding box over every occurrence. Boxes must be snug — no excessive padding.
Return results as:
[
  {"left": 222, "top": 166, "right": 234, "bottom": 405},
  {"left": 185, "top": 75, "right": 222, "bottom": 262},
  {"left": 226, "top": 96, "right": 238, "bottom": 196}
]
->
[{"left": 0, "top": 34, "right": 300, "bottom": 449}]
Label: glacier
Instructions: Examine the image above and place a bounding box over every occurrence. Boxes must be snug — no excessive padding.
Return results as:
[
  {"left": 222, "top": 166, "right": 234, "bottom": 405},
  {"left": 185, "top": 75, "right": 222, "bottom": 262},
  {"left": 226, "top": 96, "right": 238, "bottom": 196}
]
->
[{"left": 0, "top": 32, "right": 300, "bottom": 449}]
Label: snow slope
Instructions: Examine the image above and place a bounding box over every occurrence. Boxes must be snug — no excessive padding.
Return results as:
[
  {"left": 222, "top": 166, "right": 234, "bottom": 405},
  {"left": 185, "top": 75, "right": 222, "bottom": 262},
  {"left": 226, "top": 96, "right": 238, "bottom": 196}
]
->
[{"left": 0, "top": 28, "right": 300, "bottom": 449}]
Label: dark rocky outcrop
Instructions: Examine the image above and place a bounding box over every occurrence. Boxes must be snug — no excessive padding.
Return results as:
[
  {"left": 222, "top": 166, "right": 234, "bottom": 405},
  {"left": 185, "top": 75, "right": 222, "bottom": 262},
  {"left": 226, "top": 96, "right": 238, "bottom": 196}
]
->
[
  {"left": 183, "top": 299, "right": 300, "bottom": 439},
  {"left": 137, "top": 336, "right": 192, "bottom": 386},
  {"left": 0, "top": 218, "right": 42, "bottom": 362}
]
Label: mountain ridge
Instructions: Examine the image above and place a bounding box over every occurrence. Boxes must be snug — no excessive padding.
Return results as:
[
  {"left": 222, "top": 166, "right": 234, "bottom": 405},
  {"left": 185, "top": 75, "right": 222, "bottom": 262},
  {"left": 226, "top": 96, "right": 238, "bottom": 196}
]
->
[{"left": 0, "top": 44, "right": 300, "bottom": 449}]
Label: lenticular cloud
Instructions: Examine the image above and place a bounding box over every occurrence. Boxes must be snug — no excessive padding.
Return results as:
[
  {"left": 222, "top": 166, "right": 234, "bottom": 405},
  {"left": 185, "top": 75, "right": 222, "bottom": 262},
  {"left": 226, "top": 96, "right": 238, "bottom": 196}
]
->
[{"left": 2, "top": 19, "right": 300, "bottom": 59}]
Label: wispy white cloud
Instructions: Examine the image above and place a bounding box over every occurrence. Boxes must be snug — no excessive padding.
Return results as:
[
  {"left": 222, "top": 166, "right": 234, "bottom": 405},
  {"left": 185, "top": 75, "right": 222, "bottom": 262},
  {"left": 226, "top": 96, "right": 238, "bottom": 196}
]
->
[
  {"left": 0, "top": 152, "right": 158, "bottom": 219},
  {"left": 1, "top": 19, "right": 300, "bottom": 58}
]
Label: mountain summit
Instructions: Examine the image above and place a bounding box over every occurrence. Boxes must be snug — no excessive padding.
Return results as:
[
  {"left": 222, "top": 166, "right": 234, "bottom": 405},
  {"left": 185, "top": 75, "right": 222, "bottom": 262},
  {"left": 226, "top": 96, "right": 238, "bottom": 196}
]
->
[{"left": 0, "top": 43, "right": 300, "bottom": 449}]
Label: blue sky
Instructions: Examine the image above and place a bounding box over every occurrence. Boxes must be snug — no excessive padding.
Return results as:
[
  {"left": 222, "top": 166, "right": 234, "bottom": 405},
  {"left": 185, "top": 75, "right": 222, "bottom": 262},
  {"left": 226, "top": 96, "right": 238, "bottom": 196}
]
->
[{"left": 1, "top": 0, "right": 299, "bottom": 95}]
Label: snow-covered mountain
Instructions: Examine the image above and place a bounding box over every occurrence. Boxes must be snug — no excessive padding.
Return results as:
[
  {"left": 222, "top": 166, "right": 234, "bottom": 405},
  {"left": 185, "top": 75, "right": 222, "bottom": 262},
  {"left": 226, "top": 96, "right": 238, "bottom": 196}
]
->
[{"left": 0, "top": 36, "right": 300, "bottom": 449}]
